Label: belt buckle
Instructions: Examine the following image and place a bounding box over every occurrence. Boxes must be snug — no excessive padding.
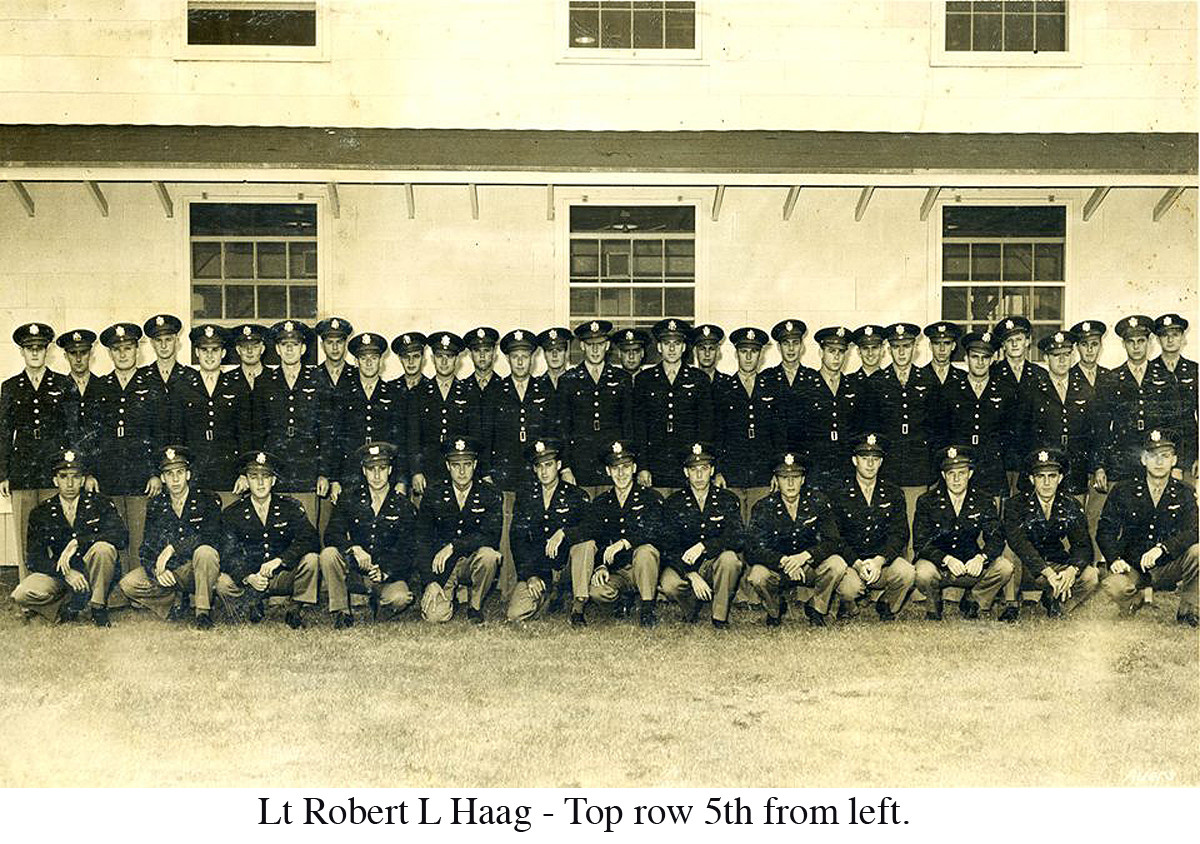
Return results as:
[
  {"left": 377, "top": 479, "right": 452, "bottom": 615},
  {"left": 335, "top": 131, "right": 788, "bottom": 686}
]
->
[
  {"left": 1061, "top": 434, "right": 1069, "bottom": 447},
  {"left": 901, "top": 423, "right": 909, "bottom": 436},
  {"left": 206, "top": 430, "right": 214, "bottom": 442},
  {"left": 593, "top": 419, "right": 600, "bottom": 432},
  {"left": 31, "top": 428, "right": 41, "bottom": 440},
  {"left": 286, "top": 425, "right": 296, "bottom": 437},
  {"left": 116, "top": 425, "right": 125, "bottom": 439},
  {"left": 830, "top": 430, "right": 838, "bottom": 442},
  {"left": 1136, "top": 419, "right": 1144, "bottom": 431},
  {"left": 971, "top": 434, "right": 978, "bottom": 445},
  {"left": 519, "top": 428, "right": 526, "bottom": 443},
  {"left": 748, "top": 427, "right": 755, "bottom": 440},
  {"left": 666, "top": 421, "right": 673, "bottom": 433}
]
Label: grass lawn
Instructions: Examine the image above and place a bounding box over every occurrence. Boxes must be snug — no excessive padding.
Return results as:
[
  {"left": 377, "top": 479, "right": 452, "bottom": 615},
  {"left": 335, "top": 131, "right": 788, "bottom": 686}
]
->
[{"left": 0, "top": 568, "right": 1196, "bottom": 788}]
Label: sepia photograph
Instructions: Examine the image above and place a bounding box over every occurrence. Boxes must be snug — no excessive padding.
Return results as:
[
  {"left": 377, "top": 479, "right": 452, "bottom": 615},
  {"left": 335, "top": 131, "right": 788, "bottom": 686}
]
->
[{"left": 0, "top": 0, "right": 1197, "bottom": 791}]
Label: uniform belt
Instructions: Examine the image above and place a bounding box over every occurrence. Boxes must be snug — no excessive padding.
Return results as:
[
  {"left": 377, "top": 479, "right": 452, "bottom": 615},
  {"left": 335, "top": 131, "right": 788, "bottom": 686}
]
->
[
  {"left": 286, "top": 426, "right": 296, "bottom": 437},
  {"left": 30, "top": 428, "right": 41, "bottom": 440},
  {"left": 205, "top": 430, "right": 214, "bottom": 441}
]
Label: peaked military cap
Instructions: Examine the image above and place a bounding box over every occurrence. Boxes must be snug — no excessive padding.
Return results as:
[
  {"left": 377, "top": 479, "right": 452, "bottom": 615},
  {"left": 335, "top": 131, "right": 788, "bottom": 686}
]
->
[
  {"left": 357, "top": 441, "right": 398, "bottom": 466},
  {"left": 729, "top": 327, "right": 767, "bottom": 349},
  {"left": 269, "top": 320, "right": 313, "bottom": 344},
  {"left": 348, "top": 332, "right": 387, "bottom": 357},
  {"left": 689, "top": 324, "right": 725, "bottom": 345},
  {"left": 315, "top": 317, "right": 353, "bottom": 339},
  {"left": 233, "top": 323, "right": 269, "bottom": 344},
  {"left": 158, "top": 444, "right": 193, "bottom": 471},
  {"left": 1154, "top": 313, "right": 1189, "bottom": 334},
  {"left": 1143, "top": 428, "right": 1177, "bottom": 452},
  {"left": 1027, "top": 446, "right": 1066, "bottom": 473},
  {"left": 682, "top": 441, "right": 716, "bottom": 467},
  {"left": 924, "top": 321, "right": 962, "bottom": 341},
  {"left": 536, "top": 327, "right": 572, "bottom": 350},
  {"left": 851, "top": 324, "right": 885, "bottom": 347},
  {"left": 773, "top": 451, "right": 806, "bottom": 476},
  {"left": 525, "top": 437, "right": 564, "bottom": 464},
  {"left": 601, "top": 439, "right": 637, "bottom": 467},
  {"left": 1037, "top": 329, "right": 1076, "bottom": 354},
  {"left": 465, "top": 326, "right": 500, "bottom": 349},
  {"left": 143, "top": 314, "right": 182, "bottom": 338},
  {"left": 960, "top": 330, "right": 998, "bottom": 354},
  {"left": 651, "top": 318, "right": 691, "bottom": 341},
  {"left": 242, "top": 450, "right": 280, "bottom": 474},
  {"left": 574, "top": 320, "right": 613, "bottom": 342},
  {"left": 500, "top": 329, "right": 536, "bottom": 354},
  {"left": 614, "top": 328, "right": 649, "bottom": 350},
  {"left": 853, "top": 432, "right": 886, "bottom": 457},
  {"left": 771, "top": 319, "right": 807, "bottom": 342},
  {"left": 442, "top": 436, "right": 480, "bottom": 460},
  {"left": 814, "top": 326, "right": 851, "bottom": 348},
  {"left": 56, "top": 328, "right": 96, "bottom": 351},
  {"left": 938, "top": 445, "right": 974, "bottom": 470},
  {"left": 993, "top": 316, "right": 1032, "bottom": 341},
  {"left": 1115, "top": 315, "right": 1154, "bottom": 339},
  {"left": 100, "top": 323, "right": 143, "bottom": 347},
  {"left": 50, "top": 447, "right": 85, "bottom": 473},
  {"left": 1069, "top": 320, "right": 1106, "bottom": 340},
  {"left": 189, "top": 324, "right": 229, "bottom": 348},
  {"left": 13, "top": 323, "right": 54, "bottom": 347},
  {"left": 885, "top": 323, "right": 920, "bottom": 343},
  {"left": 427, "top": 331, "right": 465, "bottom": 355},
  {"left": 391, "top": 331, "right": 428, "bottom": 355}
]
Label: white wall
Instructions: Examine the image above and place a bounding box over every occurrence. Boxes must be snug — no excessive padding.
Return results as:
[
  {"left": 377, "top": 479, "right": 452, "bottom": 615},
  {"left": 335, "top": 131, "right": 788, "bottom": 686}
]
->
[{"left": 0, "top": 1, "right": 1194, "bottom": 132}]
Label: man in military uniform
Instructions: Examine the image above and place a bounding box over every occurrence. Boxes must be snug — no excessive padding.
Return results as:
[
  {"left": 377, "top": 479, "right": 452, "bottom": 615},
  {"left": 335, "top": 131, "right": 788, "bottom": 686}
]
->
[
  {"left": 1070, "top": 320, "right": 1111, "bottom": 389},
  {"left": 535, "top": 326, "right": 572, "bottom": 392},
  {"left": 138, "top": 314, "right": 189, "bottom": 450},
  {"left": 391, "top": 332, "right": 428, "bottom": 393},
  {"left": 633, "top": 318, "right": 713, "bottom": 494},
  {"left": 830, "top": 433, "right": 916, "bottom": 621},
  {"left": 1099, "top": 429, "right": 1198, "bottom": 626},
  {"left": 1, "top": 322, "right": 78, "bottom": 578},
  {"left": 215, "top": 450, "right": 320, "bottom": 628},
  {"left": 760, "top": 319, "right": 812, "bottom": 451},
  {"left": 689, "top": 324, "right": 726, "bottom": 382},
  {"left": 943, "top": 330, "right": 1018, "bottom": 503},
  {"left": 416, "top": 437, "right": 502, "bottom": 624},
  {"left": 659, "top": 442, "right": 745, "bottom": 628},
  {"left": 506, "top": 438, "right": 593, "bottom": 622},
  {"left": 556, "top": 320, "right": 633, "bottom": 496},
  {"left": 319, "top": 441, "right": 418, "bottom": 628},
  {"left": 1070, "top": 319, "right": 1113, "bottom": 546},
  {"left": 12, "top": 448, "right": 126, "bottom": 626},
  {"left": 851, "top": 324, "right": 887, "bottom": 380},
  {"left": 314, "top": 317, "right": 356, "bottom": 390},
  {"left": 1024, "top": 330, "right": 1099, "bottom": 499},
  {"left": 912, "top": 446, "right": 1017, "bottom": 621},
  {"left": 57, "top": 328, "right": 101, "bottom": 461},
  {"left": 407, "top": 331, "right": 480, "bottom": 499},
  {"left": 570, "top": 440, "right": 662, "bottom": 626},
  {"left": 744, "top": 451, "right": 849, "bottom": 627},
  {"left": 714, "top": 327, "right": 783, "bottom": 525},
  {"left": 1097, "top": 315, "right": 1184, "bottom": 490},
  {"left": 171, "top": 324, "right": 249, "bottom": 505},
  {"left": 614, "top": 327, "right": 651, "bottom": 377},
  {"left": 1003, "top": 447, "right": 1098, "bottom": 618},
  {"left": 227, "top": 323, "right": 271, "bottom": 460},
  {"left": 922, "top": 321, "right": 966, "bottom": 453},
  {"left": 803, "top": 326, "right": 865, "bottom": 491},
  {"left": 1150, "top": 313, "right": 1198, "bottom": 479},
  {"left": 118, "top": 445, "right": 223, "bottom": 628},
  {"left": 336, "top": 332, "right": 406, "bottom": 494},
  {"left": 991, "top": 316, "right": 1053, "bottom": 494},
  {"left": 258, "top": 320, "right": 337, "bottom": 527},
  {"left": 93, "top": 322, "right": 160, "bottom": 581},
  {"left": 462, "top": 326, "right": 503, "bottom": 481},
  {"left": 863, "top": 322, "right": 938, "bottom": 531}
]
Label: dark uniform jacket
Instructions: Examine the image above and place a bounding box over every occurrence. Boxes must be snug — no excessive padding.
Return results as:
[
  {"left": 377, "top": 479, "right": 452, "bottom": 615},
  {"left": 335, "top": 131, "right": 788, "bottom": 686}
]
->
[
  {"left": 139, "top": 489, "right": 223, "bottom": 575},
  {"left": 225, "top": 366, "right": 269, "bottom": 454},
  {"left": 323, "top": 483, "right": 419, "bottom": 584},
  {"left": 315, "top": 362, "right": 356, "bottom": 394},
  {"left": 25, "top": 490, "right": 128, "bottom": 577},
  {"left": 830, "top": 477, "right": 909, "bottom": 563},
  {"left": 1003, "top": 489, "right": 1091, "bottom": 573},
  {"left": 801, "top": 371, "right": 866, "bottom": 489},
  {"left": 137, "top": 361, "right": 190, "bottom": 453},
  {"left": 1100, "top": 362, "right": 1183, "bottom": 481},
  {"left": 757, "top": 364, "right": 815, "bottom": 451},
  {"left": 1097, "top": 476, "right": 1197, "bottom": 571},
  {"left": 416, "top": 479, "right": 503, "bottom": 582},
  {"left": 219, "top": 494, "right": 318, "bottom": 581},
  {"left": 943, "top": 376, "right": 1018, "bottom": 497},
  {"left": 491, "top": 376, "right": 557, "bottom": 491},
  {"left": 1023, "top": 369, "right": 1100, "bottom": 495},
  {"left": 69, "top": 374, "right": 103, "bottom": 466},
  {"left": 713, "top": 372, "right": 783, "bottom": 488},
  {"left": 1151, "top": 355, "right": 1198, "bottom": 468},
  {"left": 661, "top": 486, "right": 744, "bottom": 575},
  {"left": 555, "top": 364, "right": 634, "bottom": 487},
  {"left": 746, "top": 488, "right": 843, "bottom": 572},
  {"left": 584, "top": 484, "right": 663, "bottom": 570},
  {"left": 510, "top": 479, "right": 592, "bottom": 584},
  {"left": 0, "top": 369, "right": 78, "bottom": 489},
  {"left": 912, "top": 484, "right": 1004, "bottom": 568},
  {"left": 863, "top": 365, "right": 938, "bottom": 487},
  {"left": 334, "top": 376, "right": 406, "bottom": 486},
  {"left": 461, "top": 373, "right": 504, "bottom": 479},
  {"left": 406, "top": 376, "right": 481, "bottom": 485},
  {"left": 170, "top": 369, "right": 252, "bottom": 491},
  {"left": 922, "top": 362, "right": 968, "bottom": 453},
  {"left": 257, "top": 364, "right": 337, "bottom": 493},
  {"left": 92, "top": 370, "right": 159, "bottom": 496},
  {"left": 632, "top": 363, "right": 714, "bottom": 483},
  {"left": 991, "top": 358, "right": 1052, "bottom": 472}
]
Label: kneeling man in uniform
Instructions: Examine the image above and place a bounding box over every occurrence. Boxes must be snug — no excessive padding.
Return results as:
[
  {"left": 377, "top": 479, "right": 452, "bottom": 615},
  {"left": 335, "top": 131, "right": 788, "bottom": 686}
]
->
[
  {"left": 119, "top": 445, "right": 222, "bottom": 628},
  {"left": 12, "top": 448, "right": 127, "bottom": 626},
  {"left": 659, "top": 442, "right": 745, "bottom": 629},
  {"left": 320, "top": 441, "right": 419, "bottom": 628}
]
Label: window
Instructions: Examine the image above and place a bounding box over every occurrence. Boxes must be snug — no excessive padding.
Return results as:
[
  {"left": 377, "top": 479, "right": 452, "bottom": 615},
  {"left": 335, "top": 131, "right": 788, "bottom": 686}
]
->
[
  {"left": 940, "top": 205, "right": 1065, "bottom": 360},
  {"left": 568, "top": 205, "right": 696, "bottom": 338},
  {"left": 190, "top": 203, "right": 318, "bottom": 325},
  {"left": 931, "top": 1, "right": 1079, "bottom": 66},
  {"left": 562, "top": 1, "right": 701, "bottom": 62},
  {"left": 179, "top": 1, "right": 326, "bottom": 61}
]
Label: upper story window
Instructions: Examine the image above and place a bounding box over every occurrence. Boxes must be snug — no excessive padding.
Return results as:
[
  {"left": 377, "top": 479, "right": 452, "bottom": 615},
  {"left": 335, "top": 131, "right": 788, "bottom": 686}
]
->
[
  {"left": 931, "top": 1, "right": 1079, "bottom": 67},
  {"left": 179, "top": 1, "right": 327, "bottom": 61},
  {"left": 562, "top": 1, "right": 702, "bottom": 63}
]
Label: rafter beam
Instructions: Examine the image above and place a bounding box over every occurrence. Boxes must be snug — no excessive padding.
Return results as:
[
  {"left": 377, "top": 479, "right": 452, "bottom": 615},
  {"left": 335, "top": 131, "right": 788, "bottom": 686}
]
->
[
  {"left": 152, "top": 181, "right": 173, "bottom": 218},
  {"left": 854, "top": 186, "right": 875, "bottom": 222},
  {"left": 404, "top": 183, "right": 415, "bottom": 219},
  {"left": 1081, "top": 186, "right": 1111, "bottom": 222},
  {"left": 84, "top": 181, "right": 108, "bottom": 217},
  {"left": 8, "top": 180, "right": 34, "bottom": 217},
  {"left": 326, "top": 182, "right": 340, "bottom": 219},
  {"left": 711, "top": 185, "right": 725, "bottom": 221},
  {"left": 468, "top": 183, "right": 479, "bottom": 220},
  {"left": 919, "top": 187, "right": 941, "bottom": 221},
  {"left": 782, "top": 186, "right": 800, "bottom": 220},
  {"left": 1153, "top": 186, "right": 1185, "bottom": 222},
  {"left": 546, "top": 184, "right": 555, "bottom": 221}
]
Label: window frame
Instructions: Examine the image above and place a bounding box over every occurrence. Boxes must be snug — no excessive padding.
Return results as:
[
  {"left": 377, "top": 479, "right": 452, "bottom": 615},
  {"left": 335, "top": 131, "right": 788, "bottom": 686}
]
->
[
  {"left": 176, "top": 0, "right": 329, "bottom": 63},
  {"left": 557, "top": 0, "right": 705, "bottom": 66},
  {"left": 929, "top": 0, "right": 1082, "bottom": 68},
  {"left": 929, "top": 195, "right": 1075, "bottom": 361}
]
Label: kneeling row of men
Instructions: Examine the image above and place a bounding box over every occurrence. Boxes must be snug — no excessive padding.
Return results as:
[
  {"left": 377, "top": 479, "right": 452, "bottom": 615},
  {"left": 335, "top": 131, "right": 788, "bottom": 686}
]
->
[{"left": 10, "top": 425, "right": 1198, "bottom": 629}]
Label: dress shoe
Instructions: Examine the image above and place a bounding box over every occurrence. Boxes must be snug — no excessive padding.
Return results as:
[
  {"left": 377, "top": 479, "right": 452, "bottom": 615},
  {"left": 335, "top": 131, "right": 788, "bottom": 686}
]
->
[
  {"left": 569, "top": 610, "right": 587, "bottom": 627},
  {"left": 467, "top": 607, "right": 485, "bottom": 625},
  {"left": 639, "top": 604, "right": 657, "bottom": 627},
  {"left": 836, "top": 602, "right": 852, "bottom": 621},
  {"left": 167, "top": 603, "right": 185, "bottom": 622},
  {"left": 804, "top": 603, "right": 826, "bottom": 627},
  {"left": 1041, "top": 595, "right": 1063, "bottom": 618},
  {"left": 56, "top": 605, "right": 78, "bottom": 624},
  {"left": 333, "top": 611, "right": 354, "bottom": 630},
  {"left": 1177, "top": 610, "right": 1199, "bottom": 628},
  {"left": 959, "top": 597, "right": 980, "bottom": 619},
  {"left": 875, "top": 599, "right": 896, "bottom": 621},
  {"left": 711, "top": 617, "right": 729, "bottom": 630},
  {"left": 764, "top": 613, "right": 782, "bottom": 628},
  {"left": 368, "top": 592, "right": 380, "bottom": 621},
  {"left": 925, "top": 600, "right": 944, "bottom": 621},
  {"left": 91, "top": 606, "right": 111, "bottom": 628},
  {"left": 248, "top": 599, "right": 266, "bottom": 624},
  {"left": 285, "top": 608, "right": 305, "bottom": 629},
  {"left": 194, "top": 612, "right": 213, "bottom": 630},
  {"left": 998, "top": 605, "right": 1019, "bottom": 623},
  {"left": 547, "top": 592, "right": 564, "bottom": 615},
  {"left": 685, "top": 603, "right": 702, "bottom": 624}
]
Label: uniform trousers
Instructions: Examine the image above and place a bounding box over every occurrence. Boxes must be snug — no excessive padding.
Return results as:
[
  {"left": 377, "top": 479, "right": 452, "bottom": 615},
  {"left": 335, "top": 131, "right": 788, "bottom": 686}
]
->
[
  {"left": 900, "top": 485, "right": 927, "bottom": 557},
  {"left": 10, "top": 541, "right": 118, "bottom": 620},
  {"left": 420, "top": 547, "right": 501, "bottom": 622},
  {"left": 288, "top": 492, "right": 318, "bottom": 529},
  {"left": 9, "top": 487, "right": 54, "bottom": 581},
  {"left": 1015, "top": 560, "right": 1100, "bottom": 613},
  {"left": 213, "top": 553, "right": 320, "bottom": 615},
  {"left": 118, "top": 545, "right": 220, "bottom": 617},
  {"left": 913, "top": 556, "right": 1014, "bottom": 611},
  {"left": 497, "top": 490, "right": 517, "bottom": 602},
  {"left": 659, "top": 551, "right": 744, "bottom": 622},
  {"left": 731, "top": 486, "right": 771, "bottom": 527},
  {"left": 570, "top": 539, "right": 660, "bottom": 604},
  {"left": 838, "top": 557, "right": 917, "bottom": 614},
  {"left": 317, "top": 546, "right": 414, "bottom": 615},
  {"left": 108, "top": 494, "right": 148, "bottom": 583},
  {"left": 1084, "top": 477, "right": 1108, "bottom": 563},
  {"left": 745, "top": 554, "right": 848, "bottom": 618},
  {"left": 506, "top": 542, "right": 594, "bottom": 622},
  {"left": 1102, "top": 543, "right": 1199, "bottom": 615}
]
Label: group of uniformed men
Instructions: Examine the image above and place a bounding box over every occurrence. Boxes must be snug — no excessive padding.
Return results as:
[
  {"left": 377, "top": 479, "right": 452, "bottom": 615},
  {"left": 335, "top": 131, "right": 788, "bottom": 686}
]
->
[{"left": 1, "top": 311, "right": 1196, "bottom": 630}]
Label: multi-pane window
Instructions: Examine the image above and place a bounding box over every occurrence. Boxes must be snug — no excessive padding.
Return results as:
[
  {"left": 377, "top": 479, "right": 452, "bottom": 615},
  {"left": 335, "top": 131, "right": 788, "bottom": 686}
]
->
[
  {"left": 945, "top": 1, "right": 1067, "bottom": 52},
  {"left": 186, "top": 1, "right": 317, "bottom": 47},
  {"left": 568, "top": 1, "right": 696, "bottom": 49},
  {"left": 190, "top": 203, "right": 318, "bottom": 324},
  {"left": 941, "top": 206, "right": 1065, "bottom": 360},
  {"left": 569, "top": 205, "right": 696, "bottom": 339}
]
